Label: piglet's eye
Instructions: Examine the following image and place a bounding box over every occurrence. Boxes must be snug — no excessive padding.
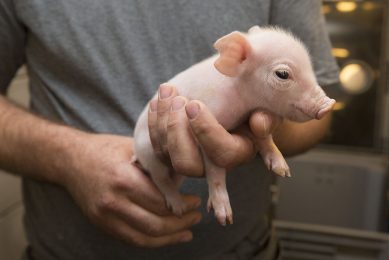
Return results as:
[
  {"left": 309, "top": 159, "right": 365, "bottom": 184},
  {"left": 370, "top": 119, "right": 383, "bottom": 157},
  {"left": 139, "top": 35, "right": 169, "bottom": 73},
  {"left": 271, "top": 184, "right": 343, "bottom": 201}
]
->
[{"left": 275, "top": 70, "right": 289, "bottom": 80}]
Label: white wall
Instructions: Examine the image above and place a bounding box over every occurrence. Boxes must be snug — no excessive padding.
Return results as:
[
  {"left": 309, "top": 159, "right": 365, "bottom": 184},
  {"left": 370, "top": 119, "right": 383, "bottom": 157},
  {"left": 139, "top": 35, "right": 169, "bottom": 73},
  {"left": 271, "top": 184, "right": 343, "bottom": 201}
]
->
[{"left": 0, "top": 67, "right": 29, "bottom": 260}]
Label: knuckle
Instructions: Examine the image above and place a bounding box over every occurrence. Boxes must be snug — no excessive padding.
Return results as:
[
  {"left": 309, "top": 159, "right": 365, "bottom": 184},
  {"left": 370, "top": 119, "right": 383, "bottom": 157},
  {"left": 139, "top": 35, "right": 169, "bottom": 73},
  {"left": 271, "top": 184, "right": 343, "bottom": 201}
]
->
[
  {"left": 155, "top": 203, "right": 170, "bottom": 215},
  {"left": 166, "top": 117, "right": 180, "bottom": 131},
  {"left": 86, "top": 205, "right": 102, "bottom": 223},
  {"left": 146, "top": 221, "right": 165, "bottom": 236},
  {"left": 157, "top": 104, "right": 169, "bottom": 115},
  {"left": 173, "top": 159, "right": 203, "bottom": 177},
  {"left": 97, "top": 193, "right": 117, "bottom": 212},
  {"left": 212, "top": 150, "right": 236, "bottom": 168},
  {"left": 211, "top": 137, "right": 253, "bottom": 168},
  {"left": 110, "top": 165, "right": 132, "bottom": 189},
  {"left": 112, "top": 173, "right": 130, "bottom": 190}
]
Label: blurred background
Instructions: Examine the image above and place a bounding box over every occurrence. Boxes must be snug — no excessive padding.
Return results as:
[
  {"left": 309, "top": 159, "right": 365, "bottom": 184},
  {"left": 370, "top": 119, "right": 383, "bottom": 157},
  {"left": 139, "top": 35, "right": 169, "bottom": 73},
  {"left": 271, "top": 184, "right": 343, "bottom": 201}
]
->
[
  {"left": 1, "top": 0, "right": 389, "bottom": 260},
  {"left": 1, "top": 67, "right": 29, "bottom": 260},
  {"left": 274, "top": 0, "right": 389, "bottom": 259}
]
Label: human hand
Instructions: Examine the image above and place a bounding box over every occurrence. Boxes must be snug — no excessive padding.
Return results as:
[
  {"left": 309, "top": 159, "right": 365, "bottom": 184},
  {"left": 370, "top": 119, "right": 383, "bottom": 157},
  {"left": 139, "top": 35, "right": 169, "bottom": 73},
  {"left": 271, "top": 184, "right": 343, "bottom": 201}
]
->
[
  {"left": 148, "top": 84, "right": 283, "bottom": 177},
  {"left": 63, "top": 133, "right": 202, "bottom": 247}
]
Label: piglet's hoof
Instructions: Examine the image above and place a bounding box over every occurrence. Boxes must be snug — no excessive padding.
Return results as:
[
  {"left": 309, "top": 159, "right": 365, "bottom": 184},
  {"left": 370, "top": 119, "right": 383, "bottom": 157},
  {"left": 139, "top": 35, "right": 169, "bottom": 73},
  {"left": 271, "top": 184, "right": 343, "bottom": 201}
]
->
[
  {"left": 207, "top": 188, "right": 233, "bottom": 226},
  {"left": 165, "top": 195, "right": 186, "bottom": 217},
  {"left": 263, "top": 152, "right": 291, "bottom": 178}
]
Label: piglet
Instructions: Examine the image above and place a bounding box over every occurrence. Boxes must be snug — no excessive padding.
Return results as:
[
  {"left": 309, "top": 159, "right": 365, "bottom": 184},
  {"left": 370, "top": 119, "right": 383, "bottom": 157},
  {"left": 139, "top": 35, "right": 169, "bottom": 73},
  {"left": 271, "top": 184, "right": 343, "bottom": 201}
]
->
[{"left": 133, "top": 26, "right": 335, "bottom": 226}]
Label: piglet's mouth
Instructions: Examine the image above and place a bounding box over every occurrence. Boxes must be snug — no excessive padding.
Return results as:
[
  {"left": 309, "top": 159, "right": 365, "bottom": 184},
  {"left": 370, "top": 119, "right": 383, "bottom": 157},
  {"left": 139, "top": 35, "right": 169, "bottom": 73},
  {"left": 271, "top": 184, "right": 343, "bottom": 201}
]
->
[
  {"left": 316, "top": 99, "right": 336, "bottom": 120},
  {"left": 291, "top": 104, "right": 316, "bottom": 120}
]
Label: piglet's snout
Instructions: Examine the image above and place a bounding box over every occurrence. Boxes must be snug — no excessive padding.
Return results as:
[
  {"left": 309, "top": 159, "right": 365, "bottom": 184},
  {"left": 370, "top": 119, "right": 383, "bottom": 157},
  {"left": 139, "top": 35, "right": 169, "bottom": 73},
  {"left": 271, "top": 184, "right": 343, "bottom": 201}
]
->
[{"left": 316, "top": 97, "right": 336, "bottom": 120}]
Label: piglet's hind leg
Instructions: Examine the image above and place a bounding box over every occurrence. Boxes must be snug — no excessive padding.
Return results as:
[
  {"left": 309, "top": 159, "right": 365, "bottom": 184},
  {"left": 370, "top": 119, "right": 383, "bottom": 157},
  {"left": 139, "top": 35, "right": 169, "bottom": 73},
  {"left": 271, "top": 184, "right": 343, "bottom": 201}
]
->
[
  {"left": 204, "top": 155, "right": 233, "bottom": 226},
  {"left": 148, "top": 161, "right": 186, "bottom": 217}
]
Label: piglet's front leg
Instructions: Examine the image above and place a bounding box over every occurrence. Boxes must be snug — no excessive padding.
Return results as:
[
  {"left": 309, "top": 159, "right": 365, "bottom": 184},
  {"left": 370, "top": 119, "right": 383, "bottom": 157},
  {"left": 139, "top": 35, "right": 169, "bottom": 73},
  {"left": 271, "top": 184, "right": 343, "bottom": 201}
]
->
[
  {"left": 256, "top": 134, "right": 291, "bottom": 177},
  {"left": 204, "top": 154, "right": 233, "bottom": 226}
]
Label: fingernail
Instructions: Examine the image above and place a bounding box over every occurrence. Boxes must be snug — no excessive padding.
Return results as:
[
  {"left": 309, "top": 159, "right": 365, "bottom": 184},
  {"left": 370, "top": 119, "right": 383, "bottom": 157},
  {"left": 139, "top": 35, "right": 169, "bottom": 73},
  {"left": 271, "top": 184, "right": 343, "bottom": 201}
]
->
[
  {"left": 258, "top": 113, "right": 271, "bottom": 134},
  {"left": 149, "top": 100, "right": 157, "bottom": 112},
  {"left": 186, "top": 102, "right": 200, "bottom": 119},
  {"left": 179, "top": 233, "right": 193, "bottom": 243},
  {"left": 159, "top": 84, "right": 172, "bottom": 99},
  {"left": 171, "top": 97, "right": 186, "bottom": 111}
]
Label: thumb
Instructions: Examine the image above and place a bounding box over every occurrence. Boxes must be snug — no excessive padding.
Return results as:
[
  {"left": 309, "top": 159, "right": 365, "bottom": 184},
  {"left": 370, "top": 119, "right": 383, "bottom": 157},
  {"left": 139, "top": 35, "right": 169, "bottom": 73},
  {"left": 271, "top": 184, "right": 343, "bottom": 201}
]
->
[
  {"left": 249, "top": 110, "right": 282, "bottom": 139},
  {"left": 185, "top": 100, "right": 255, "bottom": 168}
]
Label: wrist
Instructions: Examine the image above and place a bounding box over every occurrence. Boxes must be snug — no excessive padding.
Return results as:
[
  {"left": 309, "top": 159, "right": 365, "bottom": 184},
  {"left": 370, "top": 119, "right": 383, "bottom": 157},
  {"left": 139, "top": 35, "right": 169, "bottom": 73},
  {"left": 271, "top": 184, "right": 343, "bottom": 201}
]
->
[
  {"left": 60, "top": 132, "right": 135, "bottom": 190},
  {"left": 55, "top": 128, "right": 96, "bottom": 188},
  {"left": 0, "top": 97, "right": 99, "bottom": 187}
]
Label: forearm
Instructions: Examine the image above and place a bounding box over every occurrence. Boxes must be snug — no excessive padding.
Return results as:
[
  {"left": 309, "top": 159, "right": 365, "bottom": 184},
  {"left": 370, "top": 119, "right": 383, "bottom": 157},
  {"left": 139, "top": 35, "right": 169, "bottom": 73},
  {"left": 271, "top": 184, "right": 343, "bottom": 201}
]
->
[
  {"left": 273, "top": 112, "right": 332, "bottom": 157},
  {"left": 0, "top": 94, "right": 89, "bottom": 185}
]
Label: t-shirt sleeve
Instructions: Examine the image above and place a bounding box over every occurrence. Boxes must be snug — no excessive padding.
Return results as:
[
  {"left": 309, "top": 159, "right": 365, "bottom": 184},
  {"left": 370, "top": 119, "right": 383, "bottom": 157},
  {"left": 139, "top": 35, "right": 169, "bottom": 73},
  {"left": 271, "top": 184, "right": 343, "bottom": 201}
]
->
[
  {"left": 0, "top": 0, "right": 26, "bottom": 93},
  {"left": 269, "top": 0, "right": 339, "bottom": 90}
]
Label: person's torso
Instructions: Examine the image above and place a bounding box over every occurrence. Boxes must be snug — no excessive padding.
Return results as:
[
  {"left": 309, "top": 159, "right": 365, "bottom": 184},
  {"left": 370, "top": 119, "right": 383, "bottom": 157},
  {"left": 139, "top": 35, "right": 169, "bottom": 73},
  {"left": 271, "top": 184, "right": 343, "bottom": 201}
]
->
[
  {"left": 16, "top": 1, "right": 274, "bottom": 259},
  {"left": 18, "top": 0, "right": 271, "bottom": 134}
]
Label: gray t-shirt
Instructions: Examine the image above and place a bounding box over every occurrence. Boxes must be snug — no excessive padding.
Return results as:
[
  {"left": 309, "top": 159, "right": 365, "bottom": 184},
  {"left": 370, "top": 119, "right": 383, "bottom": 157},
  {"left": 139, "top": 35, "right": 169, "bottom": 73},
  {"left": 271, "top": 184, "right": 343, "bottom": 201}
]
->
[{"left": 0, "top": 0, "right": 339, "bottom": 259}]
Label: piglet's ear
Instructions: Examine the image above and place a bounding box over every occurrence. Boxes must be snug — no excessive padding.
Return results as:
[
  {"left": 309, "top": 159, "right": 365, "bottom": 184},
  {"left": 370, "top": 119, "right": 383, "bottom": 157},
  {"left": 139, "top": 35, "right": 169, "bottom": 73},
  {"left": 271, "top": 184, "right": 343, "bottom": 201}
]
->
[
  {"left": 213, "top": 31, "right": 251, "bottom": 77},
  {"left": 248, "top": 25, "right": 261, "bottom": 34}
]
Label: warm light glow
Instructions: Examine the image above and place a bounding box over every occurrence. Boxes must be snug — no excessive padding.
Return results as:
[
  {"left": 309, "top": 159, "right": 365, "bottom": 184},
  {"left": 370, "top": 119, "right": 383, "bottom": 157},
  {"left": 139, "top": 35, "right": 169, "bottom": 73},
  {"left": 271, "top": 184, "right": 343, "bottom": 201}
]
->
[
  {"left": 362, "top": 2, "right": 376, "bottom": 11},
  {"left": 332, "top": 48, "right": 350, "bottom": 58},
  {"left": 336, "top": 2, "right": 357, "bottom": 12},
  {"left": 333, "top": 102, "right": 346, "bottom": 111},
  {"left": 339, "top": 63, "right": 373, "bottom": 94},
  {"left": 321, "top": 5, "right": 331, "bottom": 14}
]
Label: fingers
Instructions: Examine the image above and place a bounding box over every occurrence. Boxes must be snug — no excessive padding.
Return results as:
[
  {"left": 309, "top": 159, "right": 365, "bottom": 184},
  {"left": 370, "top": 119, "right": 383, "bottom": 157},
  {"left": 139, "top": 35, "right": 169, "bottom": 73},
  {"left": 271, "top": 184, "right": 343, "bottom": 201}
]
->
[
  {"left": 167, "top": 96, "right": 204, "bottom": 177},
  {"left": 112, "top": 196, "right": 202, "bottom": 237},
  {"left": 148, "top": 84, "right": 178, "bottom": 161},
  {"left": 99, "top": 164, "right": 202, "bottom": 247},
  {"left": 149, "top": 87, "right": 279, "bottom": 174},
  {"left": 157, "top": 84, "right": 178, "bottom": 158},
  {"left": 185, "top": 100, "right": 256, "bottom": 169},
  {"left": 122, "top": 164, "right": 201, "bottom": 216},
  {"left": 148, "top": 99, "right": 161, "bottom": 156},
  {"left": 103, "top": 212, "right": 196, "bottom": 248},
  {"left": 148, "top": 84, "right": 204, "bottom": 176}
]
